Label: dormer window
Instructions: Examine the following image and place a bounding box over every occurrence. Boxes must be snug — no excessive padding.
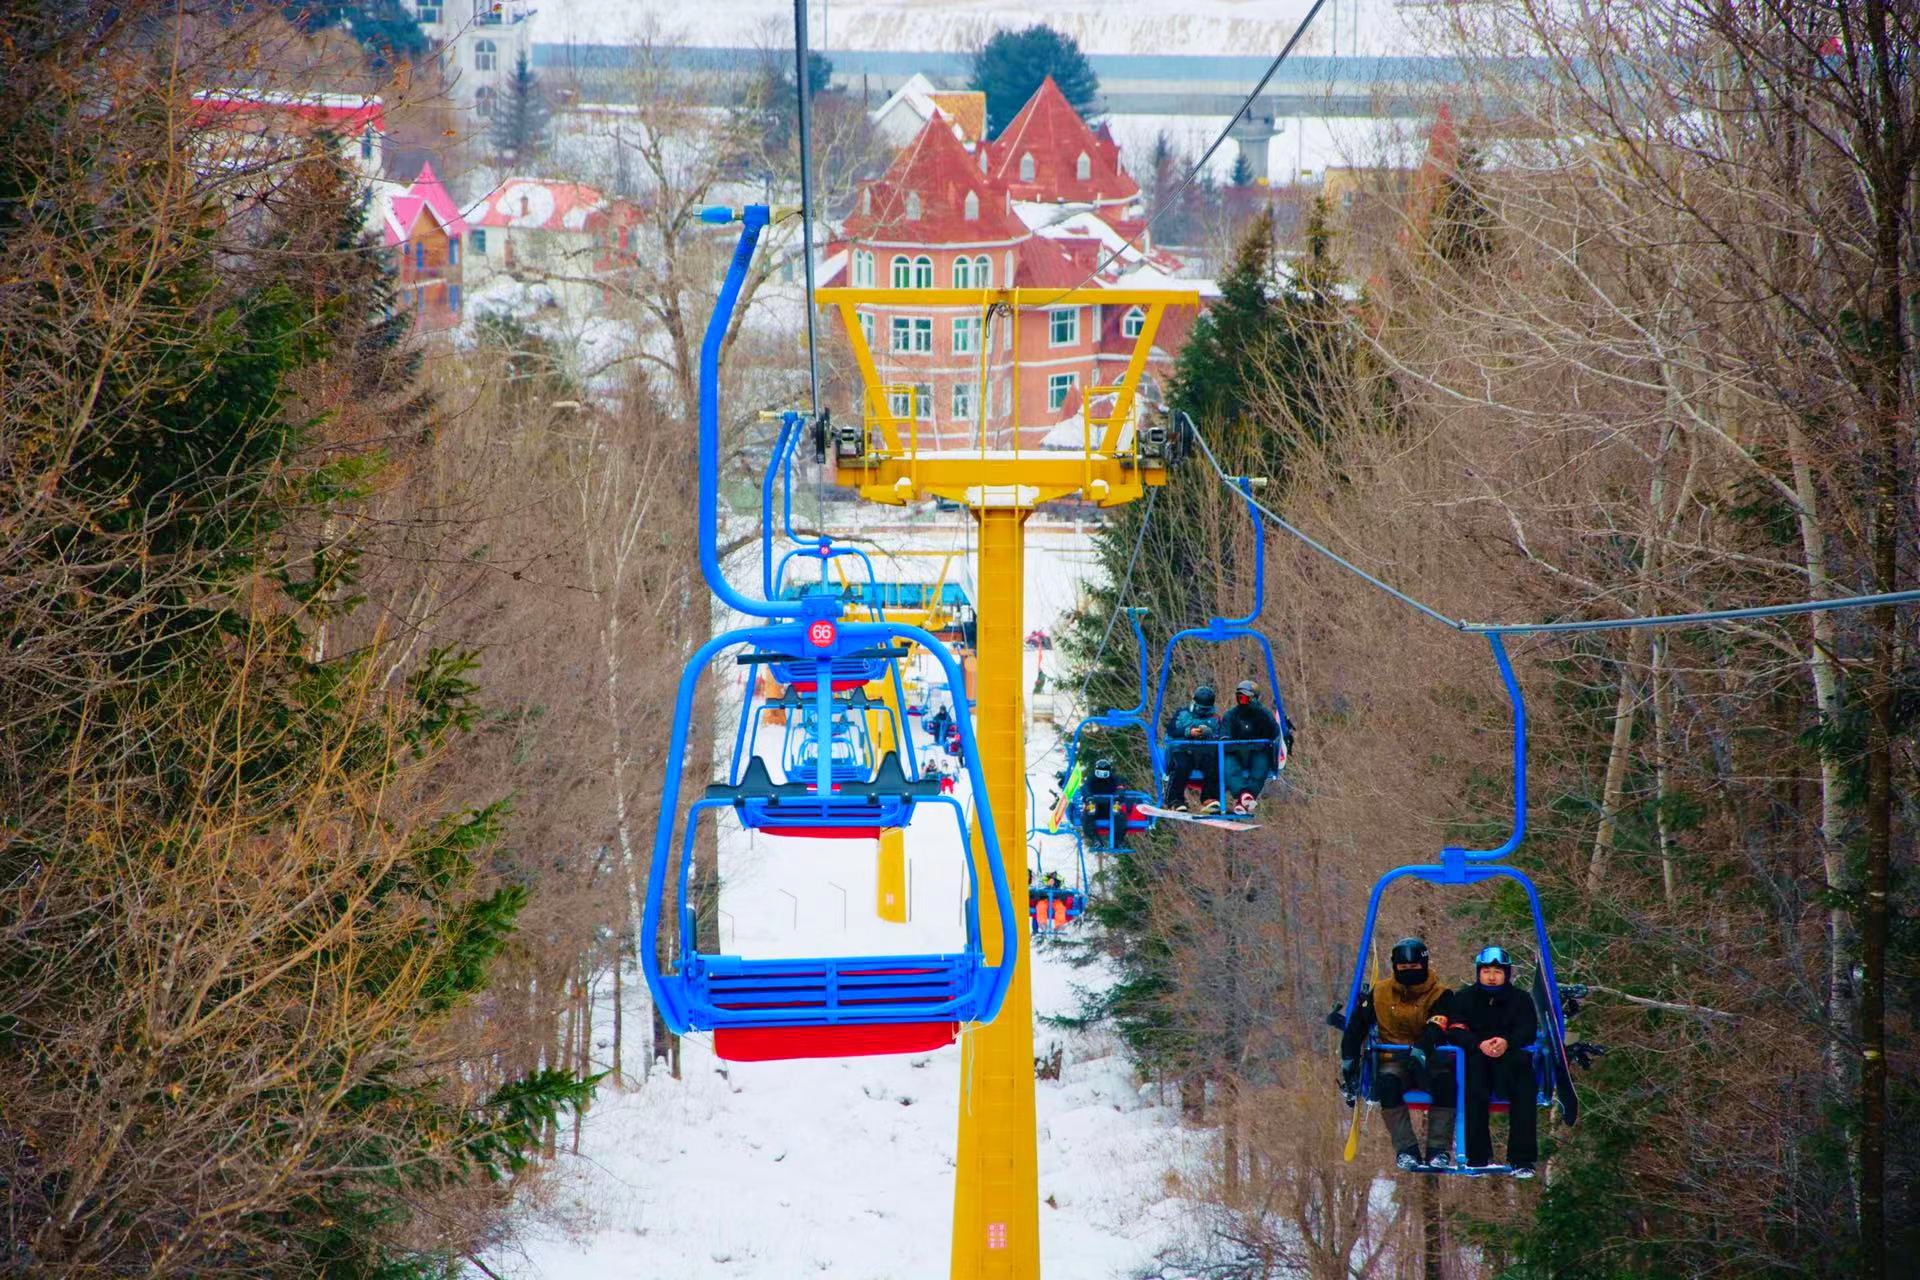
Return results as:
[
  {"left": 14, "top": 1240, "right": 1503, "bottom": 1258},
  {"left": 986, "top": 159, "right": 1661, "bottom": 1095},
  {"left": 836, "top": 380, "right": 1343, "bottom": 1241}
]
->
[
  {"left": 861, "top": 189, "right": 871, "bottom": 215},
  {"left": 964, "top": 191, "right": 978, "bottom": 221},
  {"left": 1019, "top": 153, "right": 1035, "bottom": 182},
  {"left": 979, "top": 150, "right": 988, "bottom": 174},
  {"left": 1076, "top": 152, "right": 1091, "bottom": 180},
  {"left": 905, "top": 191, "right": 922, "bottom": 221}
]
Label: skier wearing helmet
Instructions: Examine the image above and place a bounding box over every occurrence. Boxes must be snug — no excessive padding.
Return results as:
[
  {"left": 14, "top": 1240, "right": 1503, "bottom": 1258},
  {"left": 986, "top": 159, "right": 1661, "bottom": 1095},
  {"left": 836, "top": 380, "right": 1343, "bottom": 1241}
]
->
[
  {"left": 1338, "top": 937, "right": 1459, "bottom": 1171},
  {"left": 1161, "top": 684, "right": 1222, "bottom": 811},
  {"left": 1446, "top": 944, "right": 1540, "bottom": 1177},
  {"left": 1079, "top": 757, "right": 1134, "bottom": 850},
  {"left": 1222, "top": 679, "right": 1287, "bottom": 814}
]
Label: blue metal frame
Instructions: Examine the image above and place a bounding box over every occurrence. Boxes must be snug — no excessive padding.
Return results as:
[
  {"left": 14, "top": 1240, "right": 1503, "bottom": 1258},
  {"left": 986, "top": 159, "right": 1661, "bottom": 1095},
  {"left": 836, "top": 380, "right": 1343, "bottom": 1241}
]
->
[
  {"left": 1358, "top": 1042, "right": 1548, "bottom": 1175},
  {"left": 1149, "top": 478, "right": 1290, "bottom": 803},
  {"left": 642, "top": 204, "right": 1018, "bottom": 1041},
  {"left": 1337, "top": 635, "right": 1572, "bottom": 1168},
  {"left": 1063, "top": 608, "right": 1160, "bottom": 852}
]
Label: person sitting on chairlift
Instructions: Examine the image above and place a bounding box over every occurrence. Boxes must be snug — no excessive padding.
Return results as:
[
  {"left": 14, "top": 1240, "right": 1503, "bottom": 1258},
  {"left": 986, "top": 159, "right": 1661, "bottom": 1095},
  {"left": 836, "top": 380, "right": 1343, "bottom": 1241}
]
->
[
  {"left": 1447, "top": 945, "right": 1539, "bottom": 1179},
  {"left": 1339, "top": 936, "right": 1459, "bottom": 1172},
  {"left": 1162, "top": 684, "right": 1222, "bottom": 811},
  {"left": 1080, "top": 757, "right": 1133, "bottom": 849},
  {"left": 1222, "top": 679, "right": 1287, "bottom": 814},
  {"left": 1029, "top": 868, "right": 1069, "bottom": 931}
]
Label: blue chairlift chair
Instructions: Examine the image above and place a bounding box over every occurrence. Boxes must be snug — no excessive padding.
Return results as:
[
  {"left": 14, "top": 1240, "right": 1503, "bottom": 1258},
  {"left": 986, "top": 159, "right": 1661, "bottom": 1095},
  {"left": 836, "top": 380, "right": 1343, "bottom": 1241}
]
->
[
  {"left": 640, "top": 204, "right": 1018, "bottom": 1062},
  {"left": 1064, "top": 608, "right": 1160, "bottom": 853},
  {"left": 1337, "top": 636, "right": 1579, "bottom": 1172},
  {"left": 1149, "top": 478, "right": 1291, "bottom": 811}
]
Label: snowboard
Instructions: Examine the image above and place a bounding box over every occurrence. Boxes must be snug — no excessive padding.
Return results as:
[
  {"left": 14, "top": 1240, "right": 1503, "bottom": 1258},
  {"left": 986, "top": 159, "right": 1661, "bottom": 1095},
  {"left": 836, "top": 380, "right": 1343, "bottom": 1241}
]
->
[
  {"left": 1134, "top": 803, "right": 1260, "bottom": 832},
  {"left": 1531, "top": 974, "right": 1580, "bottom": 1127},
  {"left": 1047, "top": 763, "right": 1083, "bottom": 832}
]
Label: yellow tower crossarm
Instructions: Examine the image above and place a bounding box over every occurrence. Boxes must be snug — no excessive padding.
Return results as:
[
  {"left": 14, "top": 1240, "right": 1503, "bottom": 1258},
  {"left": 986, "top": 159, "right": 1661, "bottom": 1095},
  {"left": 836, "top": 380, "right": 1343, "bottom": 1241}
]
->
[{"left": 816, "top": 286, "right": 1199, "bottom": 507}]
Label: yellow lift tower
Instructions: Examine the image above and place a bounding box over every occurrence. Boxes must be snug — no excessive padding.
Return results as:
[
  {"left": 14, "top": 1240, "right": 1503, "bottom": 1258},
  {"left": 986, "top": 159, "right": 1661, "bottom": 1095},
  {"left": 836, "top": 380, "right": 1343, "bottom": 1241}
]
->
[{"left": 816, "top": 284, "right": 1198, "bottom": 1280}]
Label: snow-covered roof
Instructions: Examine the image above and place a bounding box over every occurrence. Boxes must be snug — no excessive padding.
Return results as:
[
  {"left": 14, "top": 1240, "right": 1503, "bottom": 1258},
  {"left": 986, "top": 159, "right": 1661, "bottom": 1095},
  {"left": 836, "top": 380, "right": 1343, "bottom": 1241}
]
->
[
  {"left": 871, "top": 73, "right": 986, "bottom": 146},
  {"left": 381, "top": 161, "right": 468, "bottom": 246},
  {"left": 466, "top": 178, "right": 609, "bottom": 232}
]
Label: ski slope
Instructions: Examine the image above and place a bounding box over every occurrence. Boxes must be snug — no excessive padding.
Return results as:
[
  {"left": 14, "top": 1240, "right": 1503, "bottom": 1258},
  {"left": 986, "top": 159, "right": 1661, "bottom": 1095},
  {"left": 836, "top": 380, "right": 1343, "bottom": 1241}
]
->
[
  {"left": 538, "top": 0, "right": 1429, "bottom": 59},
  {"left": 493, "top": 518, "right": 1207, "bottom": 1279}
]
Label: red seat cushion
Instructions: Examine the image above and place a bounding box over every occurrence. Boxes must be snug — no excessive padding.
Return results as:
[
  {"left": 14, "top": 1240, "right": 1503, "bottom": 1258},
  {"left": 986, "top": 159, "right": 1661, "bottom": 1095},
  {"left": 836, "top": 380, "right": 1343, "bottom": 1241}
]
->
[
  {"left": 714, "top": 1021, "right": 959, "bottom": 1061},
  {"left": 761, "top": 825, "right": 882, "bottom": 839}
]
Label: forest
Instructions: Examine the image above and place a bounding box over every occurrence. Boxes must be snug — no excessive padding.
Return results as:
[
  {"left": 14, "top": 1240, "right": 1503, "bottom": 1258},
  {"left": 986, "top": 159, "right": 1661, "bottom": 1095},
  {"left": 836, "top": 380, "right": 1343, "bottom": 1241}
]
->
[{"left": 0, "top": 0, "right": 1913, "bottom": 1277}]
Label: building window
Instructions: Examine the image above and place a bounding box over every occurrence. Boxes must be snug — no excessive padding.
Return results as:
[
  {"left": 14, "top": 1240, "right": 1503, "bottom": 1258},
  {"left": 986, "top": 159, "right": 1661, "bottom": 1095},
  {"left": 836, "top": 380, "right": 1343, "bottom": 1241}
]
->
[
  {"left": 416, "top": 0, "right": 441, "bottom": 21},
  {"left": 1019, "top": 153, "right": 1035, "bottom": 182},
  {"left": 891, "top": 254, "right": 911, "bottom": 288},
  {"left": 953, "top": 256, "right": 973, "bottom": 289},
  {"left": 952, "top": 383, "right": 975, "bottom": 422},
  {"left": 1049, "top": 308, "right": 1078, "bottom": 346},
  {"left": 474, "top": 39, "right": 497, "bottom": 71},
  {"left": 471, "top": 228, "right": 487, "bottom": 253},
  {"left": 854, "top": 250, "right": 874, "bottom": 287},
  {"left": 1076, "top": 152, "right": 1090, "bottom": 180},
  {"left": 964, "top": 190, "right": 979, "bottom": 221},
  {"left": 859, "top": 311, "right": 875, "bottom": 348},
  {"left": 905, "top": 191, "right": 922, "bottom": 221},
  {"left": 361, "top": 128, "right": 375, "bottom": 161},
  {"left": 449, "top": 284, "right": 462, "bottom": 311},
  {"left": 953, "top": 316, "right": 979, "bottom": 355},
  {"left": 415, "top": 242, "right": 427, "bottom": 271},
  {"left": 448, "top": 237, "right": 460, "bottom": 266},
  {"left": 890, "top": 316, "right": 932, "bottom": 353},
  {"left": 474, "top": 85, "right": 494, "bottom": 117},
  {"left": 861, "top": 189, "right": 872, "bottom": 215},
  {"left": 1048, "top": 373, "right": 1077, "bottom": 411},
  {"left": 912, "top": 255, "right": 933, "bottom": 288},
  {"left": 974, "top": 254, "right": 991, "bottom": 287},
  {"left": 1122, "top": 306, "right": 1145, "bottom": 339},
  {"left": 913, "top": 383, "right": 933, "bottom": 420},
  {"left": 889, "top": 387, "right": 913, "bottom": 418},
  {"left": 978, "top": 150, "right": 988, "bottom": 174}
]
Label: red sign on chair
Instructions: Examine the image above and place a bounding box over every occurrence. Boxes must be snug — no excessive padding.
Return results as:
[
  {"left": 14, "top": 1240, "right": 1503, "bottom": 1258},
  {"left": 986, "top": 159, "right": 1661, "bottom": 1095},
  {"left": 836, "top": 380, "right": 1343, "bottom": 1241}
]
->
[{"left": 807, "top": 619, "right": 837, "bottom": 648}]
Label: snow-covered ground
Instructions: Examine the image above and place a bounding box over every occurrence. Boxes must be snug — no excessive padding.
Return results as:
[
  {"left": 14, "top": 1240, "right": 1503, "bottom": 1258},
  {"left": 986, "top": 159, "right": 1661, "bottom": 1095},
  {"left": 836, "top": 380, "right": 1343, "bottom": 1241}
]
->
[
  {"left": 492, "top": 518, "right": 1208, "bottom": 1279},
  {"left": 538, "top": 0, "right": 1426, "bottom": 59}
]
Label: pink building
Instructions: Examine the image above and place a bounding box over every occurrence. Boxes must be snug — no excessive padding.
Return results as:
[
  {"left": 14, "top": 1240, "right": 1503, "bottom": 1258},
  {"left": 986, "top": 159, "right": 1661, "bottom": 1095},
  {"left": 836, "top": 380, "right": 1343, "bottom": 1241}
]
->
[
  {"left": 381, "top": 162, "right": 467, "bottom": 330},
  {"left": 827, "top": 77, "right": 1195, "bottom": 450}
]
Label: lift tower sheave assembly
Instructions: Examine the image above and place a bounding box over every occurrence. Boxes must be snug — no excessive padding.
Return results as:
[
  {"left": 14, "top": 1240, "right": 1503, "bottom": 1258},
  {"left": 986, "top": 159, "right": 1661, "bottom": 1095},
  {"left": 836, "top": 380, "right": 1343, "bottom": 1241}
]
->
[{"left": 817, "top": 283, "right": 1198, "bottom": 1279}]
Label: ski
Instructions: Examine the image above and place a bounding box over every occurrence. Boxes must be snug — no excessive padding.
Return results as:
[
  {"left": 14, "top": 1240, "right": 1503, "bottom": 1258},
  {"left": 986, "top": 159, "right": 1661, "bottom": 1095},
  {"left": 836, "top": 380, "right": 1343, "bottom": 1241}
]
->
[
  {"left": 1047, "top": 763, "right": 1083, "bottom": 832},
  {"left": 1531, "top": 975, "right": 1580, "bottom": 1127}
]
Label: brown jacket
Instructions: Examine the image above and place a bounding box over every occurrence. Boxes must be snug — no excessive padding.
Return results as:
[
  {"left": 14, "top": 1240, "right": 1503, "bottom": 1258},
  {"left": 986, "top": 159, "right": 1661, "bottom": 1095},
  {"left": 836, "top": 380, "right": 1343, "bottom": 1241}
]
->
[{"left": 1372, "top": 973, "right": 1453, "bottom": 1044}]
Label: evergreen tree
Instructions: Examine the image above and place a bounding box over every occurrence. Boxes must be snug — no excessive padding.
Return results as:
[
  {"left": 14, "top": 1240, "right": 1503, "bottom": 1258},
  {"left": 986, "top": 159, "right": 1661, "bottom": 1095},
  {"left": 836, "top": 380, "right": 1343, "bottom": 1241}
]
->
[
  {"left": 969, "top": 24, "right": 1100, "bottom": 138},
  {"left": 1, "top": 27, "right": 588, "bottom": 1272},
  {"left": 346, "top": 0, "right": 431, "bottom": 69},
  {"left": 1229, "top": 149, "right": 1255, "bottom": 188},
  {"left": 1065, "top": 209, "right": 1371, "bottom": 1097},
  {"left": 492, "top": 53, "right": 551, "bottom": 166}
]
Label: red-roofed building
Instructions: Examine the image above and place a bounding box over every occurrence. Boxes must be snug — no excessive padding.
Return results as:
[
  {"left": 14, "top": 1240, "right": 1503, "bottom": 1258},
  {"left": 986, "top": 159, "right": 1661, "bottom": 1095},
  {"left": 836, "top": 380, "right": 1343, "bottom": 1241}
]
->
[
  {"left": 981, "top": 77, "right": 1138, "bottom": 210},
  {"left": 381, "top": 161, "right": 466, "bottom": 331},
  {"left": 462, "top": 177, "right": 647, "bottom": 315},
  {"left": 826, "top": 79, "right": 1194, "bottom": 450},
  {"left": 191, "top": 90, "right": 387, "bottom": 191}
]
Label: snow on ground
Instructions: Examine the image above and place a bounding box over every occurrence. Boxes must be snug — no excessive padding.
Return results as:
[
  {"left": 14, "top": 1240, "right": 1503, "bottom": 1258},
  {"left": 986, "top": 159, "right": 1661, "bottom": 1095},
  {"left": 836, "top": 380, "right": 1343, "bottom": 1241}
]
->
[
  {"left": 491, "top": 516, "right": 1207, "bottom": 1280},
  {"left": 538, "top": 0, "right": 1426, "bottom": 59}
]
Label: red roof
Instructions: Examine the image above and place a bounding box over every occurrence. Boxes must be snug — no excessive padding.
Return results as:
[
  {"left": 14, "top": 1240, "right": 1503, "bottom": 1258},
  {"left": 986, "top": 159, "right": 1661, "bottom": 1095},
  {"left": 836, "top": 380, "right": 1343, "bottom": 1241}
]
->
[
  {"left": 466, "top": 179, "right": 609, "bottom": 232},
  {"left": 983, "top": 77, "right": 1137, "bottom": 207},
  {"left": 1012, "top": 236, "right": 1083, "bottom": 288},
  {"left": 843, "top": 114, "right": 1029, "bottom": 245},
  {"left": 382, "top": 160, "right": 468, "bottom": 245},
  {"left": 192, "top": 89, "right": 386, "bottom": 137}
]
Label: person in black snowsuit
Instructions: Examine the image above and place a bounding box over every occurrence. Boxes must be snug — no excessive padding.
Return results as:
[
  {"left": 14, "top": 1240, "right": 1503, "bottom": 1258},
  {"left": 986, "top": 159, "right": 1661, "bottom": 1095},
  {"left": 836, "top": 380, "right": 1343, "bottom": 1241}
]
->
[
  {"left": 1161, "top": 685, "right": 1222, "bottom": 810},
  {"left": 924, "top": 704, "right": 952, "bottom": 749},
  {"left": 1222, "top": 680, "right": 1283, "bottom": 814},
  {"left": 1338, "top": 937, "right": 1459, "bottom": 1170},
  {"left": 1446, "top": 945, "right": 1540, "bottom": 1177},
  {"left": 1079, "top": 757, "right": 1133, "bottom": 850}
]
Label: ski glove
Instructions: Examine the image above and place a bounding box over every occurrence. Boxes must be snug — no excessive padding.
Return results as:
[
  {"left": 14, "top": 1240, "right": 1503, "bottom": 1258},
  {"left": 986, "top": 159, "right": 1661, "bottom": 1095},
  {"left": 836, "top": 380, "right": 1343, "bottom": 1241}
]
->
[
  {"left": 1568, "top": 1041, "right": 1608, "bottom": 1070},
  {"left": 1339, "top": 1058, "right": 1359, "bottom": 1104}
]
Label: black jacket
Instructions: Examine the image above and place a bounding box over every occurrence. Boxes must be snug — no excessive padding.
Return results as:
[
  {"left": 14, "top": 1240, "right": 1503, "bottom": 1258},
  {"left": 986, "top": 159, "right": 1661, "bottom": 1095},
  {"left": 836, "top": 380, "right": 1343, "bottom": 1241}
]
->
[
  {"left": 1445, "top": 981, "right": 1538, "bottom": 1060},
  {"left": 1083, "top": 770, "right": 1125, "bottom": 797},
  {"left": 1224, "top": 699, "right": 1280, "bottom": 745}
]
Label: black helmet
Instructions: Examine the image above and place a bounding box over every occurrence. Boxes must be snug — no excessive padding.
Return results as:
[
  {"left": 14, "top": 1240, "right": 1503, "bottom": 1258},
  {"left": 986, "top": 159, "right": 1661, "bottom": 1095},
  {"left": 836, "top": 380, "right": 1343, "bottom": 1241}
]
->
[
  {"left": 1389, "top": 937, "right": 1430, "bottom": 986},
  {"left": 1235, "top": 679, "right": 1258, "bottom": 699},
  {"left": 1192, "top": 684, "right": 1216, "bottom": 709},
  {"left": 1473, "top": 945, "right": 1514, "bottom": 985},
  {"left": 1092, "top": 757, "right": 1114, "bottom": 779}
]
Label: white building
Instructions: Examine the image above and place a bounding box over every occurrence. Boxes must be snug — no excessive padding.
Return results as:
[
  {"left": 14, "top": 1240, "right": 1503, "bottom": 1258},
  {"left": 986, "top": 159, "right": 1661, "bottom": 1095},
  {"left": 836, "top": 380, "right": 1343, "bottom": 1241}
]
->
[
  {"left": 869, "top": 73, "right": 986, "bottom": 151},
  {"left": 410, "top": 0, "right": 537, "bottom": 116}
]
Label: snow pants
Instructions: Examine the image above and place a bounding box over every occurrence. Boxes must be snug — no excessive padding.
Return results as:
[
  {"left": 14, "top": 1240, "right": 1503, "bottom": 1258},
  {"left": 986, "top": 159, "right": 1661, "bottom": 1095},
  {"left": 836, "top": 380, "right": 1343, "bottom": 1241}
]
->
[
  {"left": 1463, "top": 1049, "right": 1537, "bottom": 1167},
  {"left": 1374, "top": 1054, "right": 1454, "bottom": 1158},
  {"left": 1162, "top": 743, "right": 1219, "bottom": 806}
]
